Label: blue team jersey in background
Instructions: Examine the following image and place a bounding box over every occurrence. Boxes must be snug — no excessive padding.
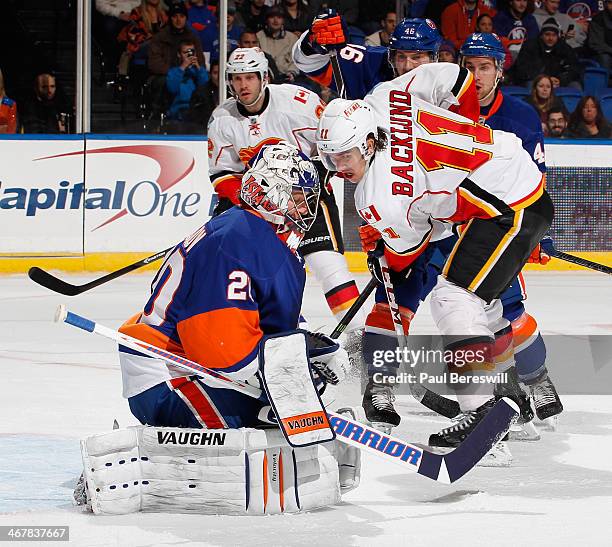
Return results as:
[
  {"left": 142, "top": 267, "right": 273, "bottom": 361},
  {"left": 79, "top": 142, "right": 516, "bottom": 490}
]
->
[{"left": 481, "top": 91, "right": 547, "bottom": 173}]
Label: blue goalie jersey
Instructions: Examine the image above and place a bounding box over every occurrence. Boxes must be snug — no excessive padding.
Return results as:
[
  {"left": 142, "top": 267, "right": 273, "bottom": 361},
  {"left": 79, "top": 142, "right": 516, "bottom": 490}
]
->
[
  {"left": 120, "top": 207, "right": 306, "bottom": 379},
  {"left": 480, "top": 90, "right": 547, "bottom": 173}
]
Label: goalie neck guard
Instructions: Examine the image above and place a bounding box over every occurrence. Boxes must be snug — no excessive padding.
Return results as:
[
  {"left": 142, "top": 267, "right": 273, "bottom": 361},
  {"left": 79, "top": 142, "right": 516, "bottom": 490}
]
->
[{"left": 240, "top": 142, "right": 320, "bottom": 236}]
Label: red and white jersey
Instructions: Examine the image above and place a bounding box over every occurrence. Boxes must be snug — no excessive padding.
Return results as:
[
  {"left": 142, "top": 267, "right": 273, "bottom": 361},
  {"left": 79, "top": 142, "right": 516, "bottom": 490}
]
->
[
  {"left": 354, "top": 68, "right": 545, "bottom": 271},
  {"left": 207, "top": 84, "right": 325, "bottom": 201}
]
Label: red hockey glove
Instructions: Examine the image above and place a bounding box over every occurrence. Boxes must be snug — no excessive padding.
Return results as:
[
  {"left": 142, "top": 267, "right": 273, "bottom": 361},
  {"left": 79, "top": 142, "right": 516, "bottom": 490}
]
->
[
  {"left": 310, "top": 10, "right": 347, "bottom": 50},
  {"left": 359, "top": 224, "right": 381, "bottom": 253}
]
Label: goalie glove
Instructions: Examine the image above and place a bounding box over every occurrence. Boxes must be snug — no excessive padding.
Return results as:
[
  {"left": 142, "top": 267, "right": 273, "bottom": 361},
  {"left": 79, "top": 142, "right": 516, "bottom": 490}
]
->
[
  {"left": 306, "top": 331, "right": 350, "bottom": 385},
  {"left": 308, "top": 9, "right": 348, "bottom": 54},
  {"left": 527, "top": 234, "right": 555, "bottom": 265}
]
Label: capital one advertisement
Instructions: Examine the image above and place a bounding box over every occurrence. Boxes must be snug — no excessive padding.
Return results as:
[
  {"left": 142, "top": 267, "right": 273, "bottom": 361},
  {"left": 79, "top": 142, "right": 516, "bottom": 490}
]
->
[{"left": 0, "top": 137, "right": 213, "bottom": 255}]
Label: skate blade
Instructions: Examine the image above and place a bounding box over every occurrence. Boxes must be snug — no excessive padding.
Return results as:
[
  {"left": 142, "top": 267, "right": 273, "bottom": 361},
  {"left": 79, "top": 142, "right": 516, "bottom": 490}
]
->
[
  {"left": 477, "top": 441, "right": 513, "bottom": 467},
  {"left": 538, "top": 415, "right": 559, "bottom": 431},
  {"left": 507, "top": 421, "right": 540, "bottom": 442},
  {"left": 370, "top": 422, "right": 394, "bottom": 435}
]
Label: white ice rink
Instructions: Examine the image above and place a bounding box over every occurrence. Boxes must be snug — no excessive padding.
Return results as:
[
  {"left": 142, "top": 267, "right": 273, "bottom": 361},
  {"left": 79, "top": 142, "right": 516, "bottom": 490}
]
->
[{"left": 1, "top": 270, "right": 611, "bottom": 546}]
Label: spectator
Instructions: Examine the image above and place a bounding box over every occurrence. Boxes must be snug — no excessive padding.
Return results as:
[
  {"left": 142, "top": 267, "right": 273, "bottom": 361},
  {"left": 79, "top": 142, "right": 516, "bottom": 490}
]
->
[
  {"left": 493, "top": 0, "right": 539, "bottom": 60},
  {"left": 187, "top": 0, "right": 217, "bottom": 56},
  {"left": 357, "top": 1, "right": 395, "bottom": 34},
  {"left": 239, "top": 0, "right": 269, "bottom": 32},
  {"left": 441, "top": 0, "right": 496, "bottom": 50},
  {"left": 524, "top": 74, "right": 568, "bottom": 132},
  {"left": 117, "top": 0, "right": 168, "bottom": 76},
  {"left": 187, "top": 59, "right": 219, "bottom": 128},
  {"left": 560, "top": 0, "right": 603, "bottom": 20},
  {"left": 546, "top": 105, "right": 569, "bottom": 136},
  {"left": 587, "top": 0, "right": 612, "bottom": 71},
  {"left": 19, "top": 73, "right": 71, "bottom": 134},
  {"left": 568, "top": 95, "right": 612, "bottom": 137},
  {"left": 95, "top": 0, "right": 140, "bottom": 67},
  {"left": 365, "top": 11, "right": 397, "bottom": 47},
  {"left": 0, "top": 68, "right": 17, "bottom": 134},
  {"left": 165, "top": 39, "right": 209, "bottom": 125},
  {"left": 256, "top": 6, "right": 299, "bottom": 81},
  {"left": 424, "top": 0, "right": 456, "bottom": 28},
  {"left": 281, "top": 0, "right": 314, "bottom": 36},
  {"left": 148, "top": 1, "right": 204, "bottom": 118},
  {"left": 510, "top": 18, "right": 581, "bottom": 88},
  {"left": 211, "top": 2, "right": 244, "bottom": 60},
  {"left": 238, "top": 30, "right": 282, "bottom": 82},
  {"left": 476, "top": 13, "right": 494, "bottom": 32},
  {"left": 534, "top": 0, "right": 586, "bottom": 50},
  {"left": 438, "top": 39, "right": 458, "bottom": 62}
]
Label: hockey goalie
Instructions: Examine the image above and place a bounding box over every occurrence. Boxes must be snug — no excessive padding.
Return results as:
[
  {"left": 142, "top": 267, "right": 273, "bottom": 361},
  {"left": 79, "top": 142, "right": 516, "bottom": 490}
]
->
[{"left": 73, "top": 143, "right": 361, "bottom": 516}]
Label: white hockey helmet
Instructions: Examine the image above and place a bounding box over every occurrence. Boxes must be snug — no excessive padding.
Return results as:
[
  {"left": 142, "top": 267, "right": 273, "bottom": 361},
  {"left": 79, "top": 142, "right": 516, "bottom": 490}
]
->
[
  {"left": 241, "top": 142, "right": 320, "bottom": 234},
  {"left": 226, "top": 47, "right": 269, "bottom": 107},
  {"left": 316, "top": 99, "right": 378, "bottom": 172}
]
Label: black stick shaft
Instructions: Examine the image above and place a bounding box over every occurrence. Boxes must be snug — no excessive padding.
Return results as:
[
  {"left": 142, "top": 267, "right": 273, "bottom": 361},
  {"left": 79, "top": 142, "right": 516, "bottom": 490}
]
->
[
  {"left": 329, "top": 50, "right": 347, "bottom": 99},
  {"left": 551, "top": 251, "right": 612, "bottom": 275},
  {"left": 28, "top": 246, "right": 174, "bottom": 296},
  {"left": 330, "top": 277, "right": 377, "bottom": 339}
]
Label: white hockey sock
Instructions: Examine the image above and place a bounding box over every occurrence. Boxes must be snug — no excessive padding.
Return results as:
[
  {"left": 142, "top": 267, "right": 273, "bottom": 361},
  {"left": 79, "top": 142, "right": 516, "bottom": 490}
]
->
[{"left": 305, "top": 251, "right": 366, "bottom": 331}]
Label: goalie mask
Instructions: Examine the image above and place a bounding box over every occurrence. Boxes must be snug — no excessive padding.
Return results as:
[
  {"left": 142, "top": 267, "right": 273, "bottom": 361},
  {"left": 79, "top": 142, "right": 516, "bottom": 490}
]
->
[{"left": 241, "top": 142, "right": 320, "bottom": 240}]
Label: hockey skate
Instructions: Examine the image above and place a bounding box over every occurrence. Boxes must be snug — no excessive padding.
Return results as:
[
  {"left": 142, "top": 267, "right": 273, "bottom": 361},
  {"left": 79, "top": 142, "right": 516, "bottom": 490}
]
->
[
  {"left": 529, "top": 374, "right": 563, "bottom": 430},
  {"left": 428, "top": 399, "right": 513, "bottom": 466},
  {"left": 494, "top": 368, "right": 534, "bottom": 424},
  {"left": 362, "top": 379, "right": 400, "bottom": 433},
  {"left": 73, "top": 472, "right": 91, "bottom": 511}
]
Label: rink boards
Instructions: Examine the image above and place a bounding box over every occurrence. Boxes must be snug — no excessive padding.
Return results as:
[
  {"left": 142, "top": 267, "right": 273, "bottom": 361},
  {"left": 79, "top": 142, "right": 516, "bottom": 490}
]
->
[{"left": 0, "top": 135, "right": 610, "bottom": 272}]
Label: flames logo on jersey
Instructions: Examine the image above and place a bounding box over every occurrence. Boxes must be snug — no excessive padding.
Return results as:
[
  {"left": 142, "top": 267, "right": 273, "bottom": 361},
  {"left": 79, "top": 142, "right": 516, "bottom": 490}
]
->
[
  {"left": 238, "top": 137, "right": 283, "bottom": 165},
  {"left": 208, "top": 138, "right": 214, "bottom": 160}
]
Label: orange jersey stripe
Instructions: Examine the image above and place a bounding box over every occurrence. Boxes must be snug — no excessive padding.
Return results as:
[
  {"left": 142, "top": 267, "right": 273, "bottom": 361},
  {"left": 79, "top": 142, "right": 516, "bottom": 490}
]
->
[
  {"left": 177, "top": 307, "right": 262, "bottom": 371},
  {"left": 119, "top": 314, "right": 185, "bottom": 356}
]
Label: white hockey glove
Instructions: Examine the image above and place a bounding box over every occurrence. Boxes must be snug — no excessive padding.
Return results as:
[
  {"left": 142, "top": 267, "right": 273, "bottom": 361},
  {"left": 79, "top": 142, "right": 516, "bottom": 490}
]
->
[{"left": 306, "top": 331, "right": 350, "bottom": 385}]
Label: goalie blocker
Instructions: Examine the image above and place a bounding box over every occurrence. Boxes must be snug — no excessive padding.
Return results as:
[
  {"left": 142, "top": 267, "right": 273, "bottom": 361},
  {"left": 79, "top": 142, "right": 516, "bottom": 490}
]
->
[{"left": 77, "top": 425, "right": 360, "bottom": 516}]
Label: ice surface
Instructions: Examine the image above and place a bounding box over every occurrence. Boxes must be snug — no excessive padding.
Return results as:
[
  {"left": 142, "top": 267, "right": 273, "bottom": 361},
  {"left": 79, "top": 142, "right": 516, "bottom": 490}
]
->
[{"left": 1, "top": 272, "right": 611, "bottom": 546}]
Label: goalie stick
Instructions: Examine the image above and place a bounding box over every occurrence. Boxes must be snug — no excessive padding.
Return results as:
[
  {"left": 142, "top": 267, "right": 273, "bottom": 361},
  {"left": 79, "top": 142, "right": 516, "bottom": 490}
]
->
[
  {"left": 55, "top": 305, "right": 517, "bottom": 484},
  {"left": 28, "top": 246, "right": 174, "bottom": 296}
]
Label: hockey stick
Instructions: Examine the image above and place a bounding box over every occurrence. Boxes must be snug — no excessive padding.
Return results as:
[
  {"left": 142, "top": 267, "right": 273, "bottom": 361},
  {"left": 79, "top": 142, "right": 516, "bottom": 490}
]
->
[
  {"left": 378, "top": 254, "right": 461, "bottom": 419},
  {"left": 330, "top": 277, "right": 377, "bottom": 339},
  {"left": 28, "top": 247, "right": 174, "bottom": 296},
  {"left": 55, "top": 305, "right": 517, "bottom": 484},
  {"left": 550, "top": 250, "right": 612, "bottom": 275},
  {"left": 329, "top": 50, "right": 347, "bottom": 99}
]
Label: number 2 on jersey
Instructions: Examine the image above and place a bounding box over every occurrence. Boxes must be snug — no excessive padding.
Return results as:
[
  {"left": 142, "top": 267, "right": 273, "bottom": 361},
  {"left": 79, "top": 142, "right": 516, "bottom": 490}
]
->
[{"left": 227, "top": 271, "right": 251, "bottom": 301}]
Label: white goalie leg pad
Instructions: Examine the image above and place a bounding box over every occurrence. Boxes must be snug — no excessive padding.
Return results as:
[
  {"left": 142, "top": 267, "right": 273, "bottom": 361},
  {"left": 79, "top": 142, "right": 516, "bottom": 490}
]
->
[
  {"left": 260, "top": 331, "right": 334, "bottom": 447},
  {"left": 80, "top": 426, "right": 346, "bottom": 516}
]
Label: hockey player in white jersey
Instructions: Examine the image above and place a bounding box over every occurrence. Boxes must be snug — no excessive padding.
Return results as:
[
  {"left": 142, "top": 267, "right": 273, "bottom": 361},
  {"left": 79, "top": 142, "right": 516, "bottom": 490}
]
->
[
  {"left": 207, "top": 47, "right": 366, "bottom": 352},
  {"left": 316, "top": 76, "right": 554, "bottom": 447}
]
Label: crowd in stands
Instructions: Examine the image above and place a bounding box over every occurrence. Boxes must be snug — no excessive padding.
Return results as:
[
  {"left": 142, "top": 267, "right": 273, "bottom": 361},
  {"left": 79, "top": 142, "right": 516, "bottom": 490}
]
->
[{"left": 0, "top": 0, "right": 611, "bottom": 137}]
